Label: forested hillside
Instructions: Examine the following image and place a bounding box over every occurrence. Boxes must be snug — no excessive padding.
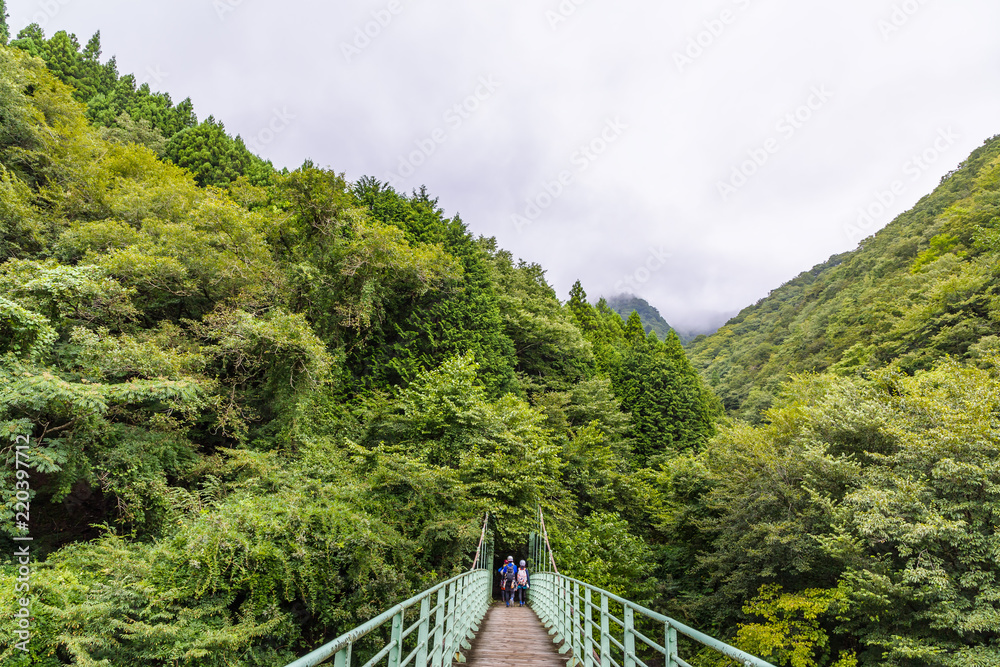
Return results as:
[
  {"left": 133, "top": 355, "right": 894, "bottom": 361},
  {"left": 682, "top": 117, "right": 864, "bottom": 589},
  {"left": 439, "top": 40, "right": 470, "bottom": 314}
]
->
[
  {"left": 2, "top": 21, "right": 1000, "bottom": 667},
  {"left": 690, "top": 135, "right": 1000, "bottom": 420},
  {"left": 7, "top": 24, "right": 269, "bottom": 187}
]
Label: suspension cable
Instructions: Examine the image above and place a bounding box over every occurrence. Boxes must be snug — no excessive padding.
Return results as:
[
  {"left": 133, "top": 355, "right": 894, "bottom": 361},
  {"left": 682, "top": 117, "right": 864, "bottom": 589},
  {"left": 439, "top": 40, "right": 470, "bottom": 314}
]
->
[
  {"left": 470, "top": 511, "right": 490, "bottom": 570},
  {"left": 538, "top": 506, "right": 559, "bottom": 575}
]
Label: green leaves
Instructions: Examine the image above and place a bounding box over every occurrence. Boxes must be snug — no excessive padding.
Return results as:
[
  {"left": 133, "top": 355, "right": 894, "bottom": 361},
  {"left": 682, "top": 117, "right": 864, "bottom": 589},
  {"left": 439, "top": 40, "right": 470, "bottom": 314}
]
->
[
  {"left": 0, "top": 296, "right": 56, "bottom": 360},
  {"left": 736, "top": 585, "right": 855, "bottom": 667},
  {"left": 549, "top": 512, "right": 654, "bottom": 600},
  {"left": 360, "top": 354, "right": 561, "bottom": 539},
  {"left": 659, "top": 361, "right": 1000, "bottom": 665}
]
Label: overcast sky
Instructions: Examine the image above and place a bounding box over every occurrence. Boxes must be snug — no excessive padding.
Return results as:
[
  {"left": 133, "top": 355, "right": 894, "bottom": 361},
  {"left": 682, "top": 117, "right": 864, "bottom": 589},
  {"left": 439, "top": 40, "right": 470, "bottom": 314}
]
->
[{"left": 9, "top": 0, "right": 1000, "bottom": 333}]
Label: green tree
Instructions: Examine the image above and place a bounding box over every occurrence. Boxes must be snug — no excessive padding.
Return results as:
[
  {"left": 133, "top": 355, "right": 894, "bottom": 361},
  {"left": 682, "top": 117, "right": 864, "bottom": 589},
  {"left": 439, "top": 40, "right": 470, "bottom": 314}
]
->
[
  {"left": 611, "top": 332, "right": 717, "bottom": 463},
  {"left": 690, "top": 135, "right": 1000, "bottom": 420},
  {"left": 623, "top": 310, "right": 645, "bottom": 345},
  {"left": 736, "top": 585, "right": 857, "bottom": 667},
  {"left": 482, "top": 243, "right": 595, "bottom": 392},
  {"left": 164, "top": 117, "right": 261, "bottom": 187},
  {"left": 0, "top": 2, "right": 9, "bottom": 45}
]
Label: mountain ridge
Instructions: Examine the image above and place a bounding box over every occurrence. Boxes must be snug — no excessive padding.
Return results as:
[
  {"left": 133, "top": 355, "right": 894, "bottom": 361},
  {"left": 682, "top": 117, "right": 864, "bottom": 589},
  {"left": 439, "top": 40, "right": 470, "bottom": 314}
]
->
[{"left": 689, "top": 133, "right": 1000, "bottom": 419}]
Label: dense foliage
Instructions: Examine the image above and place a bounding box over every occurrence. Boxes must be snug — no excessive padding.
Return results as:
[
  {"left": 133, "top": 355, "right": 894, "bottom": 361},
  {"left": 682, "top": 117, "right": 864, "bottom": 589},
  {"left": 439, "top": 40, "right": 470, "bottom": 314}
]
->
[{"left": 650, "top": 363, "right": 1000, "bottom": 665}]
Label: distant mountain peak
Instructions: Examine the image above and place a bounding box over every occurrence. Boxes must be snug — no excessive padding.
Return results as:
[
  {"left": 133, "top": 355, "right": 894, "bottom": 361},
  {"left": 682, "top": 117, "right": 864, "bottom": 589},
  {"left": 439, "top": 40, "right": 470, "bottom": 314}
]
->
[{"left": 602, "top": 293, "right": 683, "bottom": 342}]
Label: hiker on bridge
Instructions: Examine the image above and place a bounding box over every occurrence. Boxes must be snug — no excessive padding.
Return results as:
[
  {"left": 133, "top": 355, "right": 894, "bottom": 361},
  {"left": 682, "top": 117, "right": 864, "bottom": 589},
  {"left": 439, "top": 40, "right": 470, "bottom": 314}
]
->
[
  {"left": 513, "top": 559, "right": 530, "bottom": 606},
  {"left": 498, "top": 556, "right": 518, "bottom": 607}
]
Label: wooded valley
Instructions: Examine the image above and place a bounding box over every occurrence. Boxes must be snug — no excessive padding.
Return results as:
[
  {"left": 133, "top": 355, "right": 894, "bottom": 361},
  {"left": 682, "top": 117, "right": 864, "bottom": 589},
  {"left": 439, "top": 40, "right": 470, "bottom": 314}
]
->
[{"left": 1, "top": 22, "right": 999, "bottom": 667}]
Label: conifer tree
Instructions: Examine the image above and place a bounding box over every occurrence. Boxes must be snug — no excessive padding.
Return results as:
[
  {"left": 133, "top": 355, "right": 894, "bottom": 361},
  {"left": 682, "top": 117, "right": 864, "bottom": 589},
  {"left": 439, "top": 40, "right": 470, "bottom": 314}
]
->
[
  {"left": 568, "top": 280, "right": 598, "bottom": 332},
  {"left": 610, "top": 332, "right": 716, "bottom": 463},
  {"left": 164, "top": 117, "right": 260, "bottom": 186},
  {"left": 0, "top": 1, "right": 8, "bottom": 45},
  {"left": 623, "top": 310, "right": 645, "bottom": 346}
]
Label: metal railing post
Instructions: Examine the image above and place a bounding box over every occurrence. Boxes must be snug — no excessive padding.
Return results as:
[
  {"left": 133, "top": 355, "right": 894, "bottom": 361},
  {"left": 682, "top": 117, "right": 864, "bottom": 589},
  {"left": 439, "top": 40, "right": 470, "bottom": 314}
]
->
[
  {"left": 431, "top": 586, "right": 446, "bottom": 667},
  {"left": 387, "top": 610, "right": 403, "bottom": 667},
  {"left": 557, "top": 576, "right": 570, "bottom": 654},
  {"left": 600, "top": 593, "right": 610, "bottom": 667},
  {"left": 584, "top": 587, "right": 594, "bottom": 667},
  {"left": 445, "top": 581, "right": 456, "bottom": 663},
  {"left": 461, "top": 575, "right": 474, "bottom": 651},
  {"left": 555, "top": 576, "right": 564, "bottom": 639},
  {"left": 334, "top": 647, "right": 350, "bottom": 667},
  {"left": 416, "top": 596, "right": 430, "bottom": 667},
  {"left": 624, "top": 605, "right": 635, "bottom": 667},
  {"left": 455, "top": 576, "right": 470, "bottom": 660},
  {"left": 665, "top": 622, "right": 678, "bottom": 667},
  {"left": 573, "top": 581, "right": 583, "bottom": 665}
]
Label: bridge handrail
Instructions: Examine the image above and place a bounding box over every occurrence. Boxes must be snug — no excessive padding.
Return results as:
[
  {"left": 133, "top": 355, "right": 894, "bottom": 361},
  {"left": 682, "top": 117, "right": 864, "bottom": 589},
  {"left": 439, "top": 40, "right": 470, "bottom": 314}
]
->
[
  {"left": 285, "top": 568, "right": 490, "bottom": 667},
  {"left": 530, "top": 572, "right": 777, "bottom": 667},
  {"left": 285, "top": 513, "right": 493, "bottom": 667}
]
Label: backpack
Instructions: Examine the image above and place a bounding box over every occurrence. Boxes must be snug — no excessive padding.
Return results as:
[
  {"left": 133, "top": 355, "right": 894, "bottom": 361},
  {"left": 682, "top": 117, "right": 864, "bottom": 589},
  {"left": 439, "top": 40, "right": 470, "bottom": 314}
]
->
[
  {"left": 500, "top": 563, "right": 517, "bottom": 591},
  {"left": 516, "top": 568, "right": 528, "bottom": 586}
]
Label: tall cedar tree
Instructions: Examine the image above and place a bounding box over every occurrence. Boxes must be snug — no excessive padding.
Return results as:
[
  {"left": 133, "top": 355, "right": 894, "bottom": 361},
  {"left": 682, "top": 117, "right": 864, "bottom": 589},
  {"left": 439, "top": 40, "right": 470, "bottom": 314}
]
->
[{"left": 568, "top": 283, "right": 716, "bottom": 462}]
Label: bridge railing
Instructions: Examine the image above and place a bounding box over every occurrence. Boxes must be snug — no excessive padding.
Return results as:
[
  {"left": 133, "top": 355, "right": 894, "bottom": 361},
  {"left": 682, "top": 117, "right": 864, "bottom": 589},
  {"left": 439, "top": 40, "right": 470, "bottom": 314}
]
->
[
  {"left": 285, "top": 513, "right": 493, "bottom": 667},
  {"left": 530, "top": 572, "right": 777, "bottom": 667},
  {"left": 285, "top": 568, "right": 490, "bottom": 667}
]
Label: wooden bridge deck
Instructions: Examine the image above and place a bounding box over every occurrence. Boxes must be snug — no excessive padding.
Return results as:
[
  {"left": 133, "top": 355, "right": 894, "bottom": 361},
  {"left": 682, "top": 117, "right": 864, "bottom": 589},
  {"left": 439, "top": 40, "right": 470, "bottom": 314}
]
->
[{"left": 461, "top": 601, "right": 571, "bottom": 667}]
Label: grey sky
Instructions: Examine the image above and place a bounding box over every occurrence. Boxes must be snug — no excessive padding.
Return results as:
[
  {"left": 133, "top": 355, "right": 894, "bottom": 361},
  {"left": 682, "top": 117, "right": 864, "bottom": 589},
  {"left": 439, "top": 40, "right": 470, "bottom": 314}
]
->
[{"left": 9, "top": 0, "right": 1000, "bottom": 333}]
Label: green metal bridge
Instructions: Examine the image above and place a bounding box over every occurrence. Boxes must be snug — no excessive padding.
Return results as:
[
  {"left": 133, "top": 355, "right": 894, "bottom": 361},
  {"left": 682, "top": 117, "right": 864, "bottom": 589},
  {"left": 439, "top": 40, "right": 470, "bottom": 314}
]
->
[{"left": 285, "top": 510, "right": 776, "bottom": 667}]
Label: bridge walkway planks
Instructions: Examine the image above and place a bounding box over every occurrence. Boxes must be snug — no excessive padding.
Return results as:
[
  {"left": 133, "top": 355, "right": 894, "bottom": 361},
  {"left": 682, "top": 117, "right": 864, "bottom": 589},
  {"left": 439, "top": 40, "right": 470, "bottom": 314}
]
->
[{"left": 461, "top": 600, "right": 571, "bottom": 667}]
